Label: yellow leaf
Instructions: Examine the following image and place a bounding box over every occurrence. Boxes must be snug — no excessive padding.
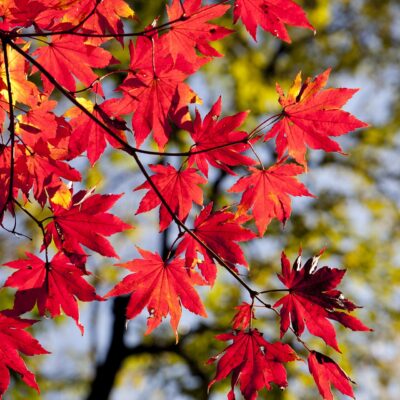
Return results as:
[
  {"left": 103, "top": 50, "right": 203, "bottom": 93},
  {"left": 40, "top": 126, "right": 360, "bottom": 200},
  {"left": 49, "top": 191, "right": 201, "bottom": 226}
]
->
[{"left": 50, "top": 183, "right": 72, "bottom": 209}]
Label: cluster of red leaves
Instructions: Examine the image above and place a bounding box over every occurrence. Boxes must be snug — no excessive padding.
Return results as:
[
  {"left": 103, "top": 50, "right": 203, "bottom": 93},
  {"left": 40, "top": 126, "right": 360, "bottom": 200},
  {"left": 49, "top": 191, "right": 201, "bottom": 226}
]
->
[
  {"left": 0, "top": 0, "right": 369, "bottom": 399},
  {"left": 208, "top": 251, "right": 371, "bottom": 399}
]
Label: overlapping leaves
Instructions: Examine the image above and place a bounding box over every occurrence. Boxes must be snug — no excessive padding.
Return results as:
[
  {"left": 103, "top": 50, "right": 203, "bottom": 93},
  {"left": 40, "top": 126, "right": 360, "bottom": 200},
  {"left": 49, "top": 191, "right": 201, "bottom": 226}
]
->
[{"left": 0, "top": 1, "right": 370, "bottom": 399}]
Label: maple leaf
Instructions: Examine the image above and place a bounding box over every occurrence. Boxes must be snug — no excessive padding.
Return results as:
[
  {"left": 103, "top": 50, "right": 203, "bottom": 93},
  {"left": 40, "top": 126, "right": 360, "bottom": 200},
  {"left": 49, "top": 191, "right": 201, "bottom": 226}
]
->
[
  {"left": 94, "top": 0, "right": 135, "bottom": 37},
  {"left": 233, "top": 0, "right": 314, "bottom": 42},
  {"left": 17, "top": 0, "right": 131, "bottom": 45},
  {"left": 232, "top": 302, "right": 255, "bottom": 330},
  {"left": 164, "top": 0, "right": 232, "bottom": 63},
  {"left": 208, "top": 329, "right": 298, "bottom": 400},
  {"left": 135, "top": 164, "right": 207, "bottom": 232},
  {"left": 45, "top": 190, "right": 131, "bottom": 258},
  {"left": 23, "top": 0, "right": 92, "bottom": 31},
  {"left": 176, "top": 203, "right": 255, "bottom": 285},
  {"left": 0, "top": 313, "right": 48, "bottom": 398},
  {"left": 229, "top": 161, "right": 313, "bottom": 235},
  {"left": 0, "top": 44, "right": 39, "bottom": 107},
  {"left": 4, "top": 252, "right": 102, "bottom": 333},
  {"left": 24, "top": 143, "right": 81, "bottom": 206},
  {"left": 17, "top": 114, "right": 82, "bottom": 205},
  {"left": 14, "top": 100, "right": 82, "bottom": 206},
  {"left": 308, "top": 351, "right": 355, "bottom": 400},
  {"left": 273, "top": 250, "right": 371, "bottom": 351},
  {"left": 6, "top": 0, "right": 47, "bottom": 28},
  {"left": 107, "top": 35, "right": 203, "bottom": 148},
  {"left": 0, "top": 144, "right": 31, "bottom": 218},
  {"left": 69, "top": 0, "right": 136, "bottom": 44},
  {"left": 106, "top": 248, "right": 207, "bottom": 340},
  {"left": 265, "top": 69, "right": 368, "bottom": 167},
  {"left": 66, "top": 98, "right": 127, "bottom": 165},
  {"left": 187, "top": 97, "right": 256, "bottom": 177},
  {"left": 32, "top": 34, "right": 115, "bottom": 93}
]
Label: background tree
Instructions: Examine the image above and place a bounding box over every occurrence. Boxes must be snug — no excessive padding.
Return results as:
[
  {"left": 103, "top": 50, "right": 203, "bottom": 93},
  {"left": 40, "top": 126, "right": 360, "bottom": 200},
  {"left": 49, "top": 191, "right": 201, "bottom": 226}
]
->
[{"left": 0, "top": 1, "right": 398, "bottom": 400}]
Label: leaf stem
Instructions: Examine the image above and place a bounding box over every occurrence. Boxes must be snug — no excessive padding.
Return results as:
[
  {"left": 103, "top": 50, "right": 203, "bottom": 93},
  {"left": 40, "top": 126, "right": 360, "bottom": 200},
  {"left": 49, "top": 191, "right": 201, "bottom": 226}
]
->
[{"left": 13, "top": 199, "right": 49, "bottom": 264}]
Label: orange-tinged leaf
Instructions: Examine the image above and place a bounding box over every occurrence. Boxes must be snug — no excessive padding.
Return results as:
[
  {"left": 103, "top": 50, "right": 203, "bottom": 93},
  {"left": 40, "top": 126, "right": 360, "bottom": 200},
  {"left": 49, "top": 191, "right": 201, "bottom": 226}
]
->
[
  {"left": 229, "top": 162, "right": 313, "bottom": 235},
  {"left": 50, "top": 181, "right": 72, "bottom": 208},
  {"left": 265, "top": 69, "right": 368, "bottom": 167},
  {"left": 106, "top": 248, "right": 207, "bottom": 340},
  {"left": 0, "top": 44, "right": 39, "bottom": 106}
]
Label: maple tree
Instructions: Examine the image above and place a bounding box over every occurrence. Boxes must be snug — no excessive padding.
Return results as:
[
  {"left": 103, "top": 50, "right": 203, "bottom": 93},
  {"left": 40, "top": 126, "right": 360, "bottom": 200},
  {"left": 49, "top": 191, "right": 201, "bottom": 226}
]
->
[{"left": 0, "top": 0, "right": 372, "bottom": 399}]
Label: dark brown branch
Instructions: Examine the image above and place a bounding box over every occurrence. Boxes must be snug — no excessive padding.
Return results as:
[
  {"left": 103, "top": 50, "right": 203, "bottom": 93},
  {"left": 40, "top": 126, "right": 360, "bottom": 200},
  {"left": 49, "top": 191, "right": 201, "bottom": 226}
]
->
[
  {"left": 85, "top": 297, "right": 129, "bottom": 400},
  {"left": 0, "top": 38, "right": 15, "bottom": 218},
  {"left": 86, "top": 298, "right": 212, "bottom": 400}
]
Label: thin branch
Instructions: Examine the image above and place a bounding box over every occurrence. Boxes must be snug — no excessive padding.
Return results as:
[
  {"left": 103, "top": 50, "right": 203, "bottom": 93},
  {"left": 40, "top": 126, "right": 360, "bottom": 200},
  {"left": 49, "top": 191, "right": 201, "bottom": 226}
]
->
[
  {"left": 11, "top": 0, "right": 231, "bottom": 39},
  {"left": 68, "top": 69, "right": 131, "bottom": 95},
  {"left": 259, "top": 288, "right": 290, "bottom": 294},
  {"left": 65, "top": 0, "right": 102, "bottom": 35},
  {"left": 248, "top": 141, "right": 264, "bottom": 169},
  {"left": 13, "top": 199, "right": 49, "bottom": 263},
  {"left": 248, "top": 114, "right": 282, "bottom": 140},
  {"left": 179, "top": 0, "right": 187, "bottom": 17},
  {"left": 0, "top": 39, "right": 15, "bottom": 218}
]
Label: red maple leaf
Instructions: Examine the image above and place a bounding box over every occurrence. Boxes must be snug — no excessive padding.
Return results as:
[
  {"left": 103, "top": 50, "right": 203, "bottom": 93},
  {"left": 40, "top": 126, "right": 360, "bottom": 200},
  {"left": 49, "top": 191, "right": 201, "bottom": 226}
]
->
[
  {"left": 0, "top": 144, "right": 32, "bottom": 218},
  {"left": 0, "top": 313, "right": 48, "bottom": 398},
  {"left": 32, "top": 34, "right": 115, "bottom": 93},
  {"left": 135, "top": 164, "right": 207, "bottom": 231},
  {"left": 72, "top": 0, "right": 136, "bottom": 44},
  {"left": 163, "top": 0, "right": 232, "bottom": 63},
  {"left": 208, "top": 329, "right": 298, "bottom": 400},
  {"left": 4, "top": 252, "right": 102, "bottom": 333},
  {"left": 232, "top": 302, "right": 255, "bottom": 330},
  {"left": 229, "top": 161, "right": 313, "bottom": 235},
  {"left": 93, "top": 0, "right": 135, "bottom": 37},
  {"left": 273, "top": 250, "right": 371, "bottom": 351},
  {"left": 45, "top": 190, "right": 131, "bottom": 258},
  {"left": 187, "top": 97, "right": 256, "bottom": 177},
  {"left": 18, "top": 116, "right": 82, "bottom": 205},
  {"left": 308, "top": 351, "right": 355, "bottom": 400},
  {"left": 6, "top": 0, "right": 47, "bottom": 28},
  {"left": 66, "top": 99, "right": 127, "bottom": 165},
  {"left": 106, "top": 248, "right": 207, "bottom": 340},
  {"left": 107, "top": 35, "right": 203, "bottom": 148},
  {"left": 176, "top": 203, "right": 255, "bottom": 285},
  {"left": 233, "top": 0, "right": 314, "bottom": 42},
  {"left": 265, "top": 69, "right": 368, "bottom": 167},
  {"left": 15, "top": 0, "right": 92, "bottom": 32}
]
